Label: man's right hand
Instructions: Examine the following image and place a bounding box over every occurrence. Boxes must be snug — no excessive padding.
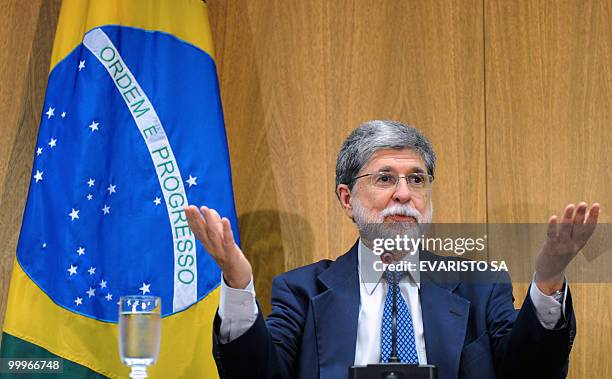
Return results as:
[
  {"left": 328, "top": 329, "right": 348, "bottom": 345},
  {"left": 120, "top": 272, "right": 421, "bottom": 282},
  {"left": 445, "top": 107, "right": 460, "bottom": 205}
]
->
[{"left": 185, "top": 205, "right": 252, "bottom": 289}]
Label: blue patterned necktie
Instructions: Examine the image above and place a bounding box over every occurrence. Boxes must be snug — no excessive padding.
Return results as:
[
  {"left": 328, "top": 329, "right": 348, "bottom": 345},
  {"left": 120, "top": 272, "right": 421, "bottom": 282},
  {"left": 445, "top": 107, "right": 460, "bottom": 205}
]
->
[{"left": 380, "top": 271, "right": 419, "bottom": 364}]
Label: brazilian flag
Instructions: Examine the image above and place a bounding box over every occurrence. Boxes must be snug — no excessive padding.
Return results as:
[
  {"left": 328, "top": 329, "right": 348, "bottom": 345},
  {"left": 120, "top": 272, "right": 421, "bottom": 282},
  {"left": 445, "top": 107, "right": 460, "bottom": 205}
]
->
[{"left": 1, "top": 0, "right": 237, "bottom": 378}]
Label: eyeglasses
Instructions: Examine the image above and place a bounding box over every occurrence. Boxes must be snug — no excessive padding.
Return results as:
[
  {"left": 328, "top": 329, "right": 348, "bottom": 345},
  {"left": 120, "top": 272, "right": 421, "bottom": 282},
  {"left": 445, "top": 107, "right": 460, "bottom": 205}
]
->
[{"left": 351, "top": 172, "right": 434, "bottom": 191}]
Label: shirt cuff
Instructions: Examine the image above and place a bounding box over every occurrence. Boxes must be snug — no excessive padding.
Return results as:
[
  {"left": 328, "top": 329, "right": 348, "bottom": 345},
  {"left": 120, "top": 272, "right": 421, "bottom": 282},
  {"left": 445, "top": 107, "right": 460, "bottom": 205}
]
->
[
  {"left": 529, "top": 276, "right": 567, "bottom": 330},
  {"left": 218, "top": 275, "right": 259, "bottom": 343}
]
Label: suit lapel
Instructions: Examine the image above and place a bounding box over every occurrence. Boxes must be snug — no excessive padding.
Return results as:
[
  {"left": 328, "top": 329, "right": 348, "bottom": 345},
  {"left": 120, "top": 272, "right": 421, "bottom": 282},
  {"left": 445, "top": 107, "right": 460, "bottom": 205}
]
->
[
  {"left": 420, "top": 252, "right": 470, "bottom": 378},
  {"left": 312, "top": 242, "right": 360, "bottom": 379}
]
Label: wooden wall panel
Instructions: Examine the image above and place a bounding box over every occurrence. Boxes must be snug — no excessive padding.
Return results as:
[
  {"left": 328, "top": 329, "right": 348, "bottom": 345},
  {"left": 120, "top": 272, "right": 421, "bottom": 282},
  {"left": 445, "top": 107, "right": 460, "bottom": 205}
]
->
[
  {"left": 0, "top": 1, "right": 608, "bottom": 376},
  {"left": 485, "top": 0, "right": 611, "bottom": 377},
  {"left": 208, "top": 0, "right": 486, "bottom": 314},
  {"left": 0, "top": 0, "right": 61, "bottom": 346}
]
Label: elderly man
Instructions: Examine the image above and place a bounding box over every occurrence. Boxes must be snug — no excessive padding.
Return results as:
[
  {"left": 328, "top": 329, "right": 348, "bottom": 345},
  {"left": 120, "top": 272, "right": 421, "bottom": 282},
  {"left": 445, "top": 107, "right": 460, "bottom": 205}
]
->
[{"left": 185, "top": 120, "right": 599, "bottom": 379}]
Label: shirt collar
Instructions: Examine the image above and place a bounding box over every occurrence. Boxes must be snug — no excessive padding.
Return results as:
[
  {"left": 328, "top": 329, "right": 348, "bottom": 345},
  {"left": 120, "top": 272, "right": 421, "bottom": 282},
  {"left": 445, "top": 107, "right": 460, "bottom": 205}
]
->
[{"left": 357, "top": 239, "right": 420, "bottom": 296}]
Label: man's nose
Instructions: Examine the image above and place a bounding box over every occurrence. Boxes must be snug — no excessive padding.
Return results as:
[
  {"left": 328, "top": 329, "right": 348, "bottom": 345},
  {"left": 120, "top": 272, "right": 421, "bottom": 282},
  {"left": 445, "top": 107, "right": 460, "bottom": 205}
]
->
[{"left": 392, "top": 178, "right": 413, "bottom": 203}]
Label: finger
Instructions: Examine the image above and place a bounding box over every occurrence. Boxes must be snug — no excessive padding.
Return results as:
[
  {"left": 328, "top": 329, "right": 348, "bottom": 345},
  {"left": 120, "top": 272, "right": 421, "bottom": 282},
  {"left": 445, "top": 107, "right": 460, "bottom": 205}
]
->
[
  {"left": 571, "top": 202, "right": 588, "bottom": 240},
  {"left": 573, "top": 202, "right": 588, "bottom": 225},
  {"left": 210, "top": 208, "right": 222, "bottom": 219},
  {"left": 221, "top": 217, "right": 236, "bottom": 248},
  {"left": 185, "top": 205, "right": 211, "bottom": 245},
  {"left": 200, "top": 206, "right": 218, "bottom": 244},
  {"left": 546, "top": 215, "right": 558, "bottom": 240},
  {"left": 200, "top": 205, "right": 210, "bottom": 223},
  {"left": 202, "top": 206, "right": 222, "bottom": 224},
  {"left": 192, "top": 206, "right": 229, "bottom": 267},
  {"left": 576, "top": 203, "right": 600, "bottom": 243},
  {"left": 199, "top": 206, "right": 214, "bottom": 233},
  {"left": 200, "top": 206, "right": 216, "bottom": 230},
  {"left": 202, "top": 207, "right": 225, "bottom": 249},
  {"left": 585, "top": 203, "right": 601, "bottom": 224},
  {"left": 558, "top": 204, "right": 575, "bottom": 242},
  {"left": 209, "top": 208, "right": 224, "bottom": 234}
]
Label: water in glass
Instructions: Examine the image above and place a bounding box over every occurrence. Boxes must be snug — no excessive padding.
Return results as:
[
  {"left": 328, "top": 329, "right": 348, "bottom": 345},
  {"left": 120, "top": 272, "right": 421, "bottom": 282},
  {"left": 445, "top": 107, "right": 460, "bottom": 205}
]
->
[{"left": 119, "top": 296, "right": 161, "bottom": 379}]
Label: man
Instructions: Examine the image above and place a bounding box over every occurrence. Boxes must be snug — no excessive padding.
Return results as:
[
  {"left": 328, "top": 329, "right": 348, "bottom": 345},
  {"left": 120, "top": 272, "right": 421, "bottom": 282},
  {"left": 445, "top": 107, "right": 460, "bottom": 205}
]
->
[{"left": 185, "top": 120, "right": 600, "bottom": 378}]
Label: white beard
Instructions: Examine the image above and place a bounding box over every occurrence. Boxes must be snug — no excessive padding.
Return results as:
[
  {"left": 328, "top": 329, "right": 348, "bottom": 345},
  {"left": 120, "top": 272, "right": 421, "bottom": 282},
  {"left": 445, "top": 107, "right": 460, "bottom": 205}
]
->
[{"left": 352, "top": 196, "right": 433, "bottom": 254}]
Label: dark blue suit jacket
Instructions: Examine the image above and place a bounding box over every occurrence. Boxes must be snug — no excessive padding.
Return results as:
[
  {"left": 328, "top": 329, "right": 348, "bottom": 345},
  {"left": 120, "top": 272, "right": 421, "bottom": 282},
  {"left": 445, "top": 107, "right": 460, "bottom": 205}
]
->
[{"left": 213, "top": 242, "right": 575, "bottom": 379}]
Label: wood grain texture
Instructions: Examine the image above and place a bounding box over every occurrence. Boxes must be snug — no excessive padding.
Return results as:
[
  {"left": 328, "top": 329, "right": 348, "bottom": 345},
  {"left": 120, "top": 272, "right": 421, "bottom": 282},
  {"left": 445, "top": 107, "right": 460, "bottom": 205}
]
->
[
  {"left": 208, "top": 0, "right": 486, "bottom": 314},
  {"left": 0, "top": 0, "right": 61, "bottom": 346},
  {"left": 485, "top": 0, "right": 611, "bottom": 377}
]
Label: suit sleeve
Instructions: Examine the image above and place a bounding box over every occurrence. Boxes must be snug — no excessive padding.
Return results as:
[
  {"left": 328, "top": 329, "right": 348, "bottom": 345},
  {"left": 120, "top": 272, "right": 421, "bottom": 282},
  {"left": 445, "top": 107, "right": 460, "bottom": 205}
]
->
[
  {"left": 487, "top": 274, "right": 576, "bottom": 378},
  {"left": 213, "top": 275, "right": 307, "bottom": 379}
]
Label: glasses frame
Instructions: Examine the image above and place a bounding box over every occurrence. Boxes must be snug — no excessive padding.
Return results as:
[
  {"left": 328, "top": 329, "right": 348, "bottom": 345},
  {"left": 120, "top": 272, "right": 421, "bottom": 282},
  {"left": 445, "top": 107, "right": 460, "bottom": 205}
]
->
[{"left": 350, "top": 171, "right": 434, "bottom": 191}]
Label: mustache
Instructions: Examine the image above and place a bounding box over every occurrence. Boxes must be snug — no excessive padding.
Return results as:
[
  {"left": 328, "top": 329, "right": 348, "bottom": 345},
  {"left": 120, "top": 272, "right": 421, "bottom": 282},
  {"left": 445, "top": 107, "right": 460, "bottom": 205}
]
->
[{"left": 380, "top": 204, "right": 423, "bottom": 221}]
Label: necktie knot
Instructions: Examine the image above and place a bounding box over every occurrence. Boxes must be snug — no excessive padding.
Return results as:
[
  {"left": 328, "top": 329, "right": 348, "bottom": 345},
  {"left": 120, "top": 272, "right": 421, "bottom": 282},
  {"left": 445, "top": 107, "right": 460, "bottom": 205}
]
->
[{"left": 384, "top": 270, "right": 405, "bottom": 286}]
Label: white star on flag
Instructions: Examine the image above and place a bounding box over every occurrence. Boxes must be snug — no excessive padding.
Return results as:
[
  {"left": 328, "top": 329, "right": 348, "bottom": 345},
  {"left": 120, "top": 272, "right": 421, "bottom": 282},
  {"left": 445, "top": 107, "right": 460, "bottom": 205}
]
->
[
  {"left": 86, "top": 193, "right": 93, "bottom": 200},
  {"left": 88, "top": 121, "right": 99, "bottom": 132},
  {"left": 33, "top": 170, "right": 43, "bottom": 183},
  {"left": 77, "top": 246, "right": 85, "bottom": 256},
  {"left": 36, "top": 147, "right": 43, "bottom": 156},
  {"left": 86, "top": 287, "right": 96, "bottom": 298},
  {"left": 45, "top": 107, "right": 55, "bottom": 119},
  {"left": 61, "top": 111, "right": 66, "bottom": 118},
  {"left": 153, "top": 197, "right": 161, "bottom": 206},
  {"left": 139, "top": 283, "right": 151, "bottom": 295},
  {"left": 100, "top": 280, "right": 107, "bottom": 288},
  {"left": 107, "top": 184, "right": 116, "bottom": 194},
  {"left": 42, "top": 243, "right": 47, "bottom": 248},
  {"left": 78, "top": 60, "right": 85, "bottom": 71},
  {"left": 186, "top": 175, "right": 197, "bottom": 187},
  {"left": 48, "top": 138, "right": 57, "bottom": 148},
  {"left": 102, "top": 204, "right": 110, "bottom": 215},
  {"left": 69, "top": 208, "right": 80, "bottom": 221},
  {"left": 105, "top": 293, "right": 113, "bottom": 301},
  {"left": 75, "top": 297, "right": 83, "bottom": 306},
  {"left": 87, "top": 178, "right": 95, "bottom": 187},
  {"left": 88, "top": 266, "right": 96, "bottom": 275},
  {"left": 67, "top": 265, "right": 77, "bottom": 275}
]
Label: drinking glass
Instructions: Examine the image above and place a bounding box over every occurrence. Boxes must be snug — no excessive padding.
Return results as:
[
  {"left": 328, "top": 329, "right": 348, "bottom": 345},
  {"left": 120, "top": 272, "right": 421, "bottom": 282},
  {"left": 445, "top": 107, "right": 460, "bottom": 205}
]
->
[{"left": 118, "top": 296, "right": 161, "bottom": 379}]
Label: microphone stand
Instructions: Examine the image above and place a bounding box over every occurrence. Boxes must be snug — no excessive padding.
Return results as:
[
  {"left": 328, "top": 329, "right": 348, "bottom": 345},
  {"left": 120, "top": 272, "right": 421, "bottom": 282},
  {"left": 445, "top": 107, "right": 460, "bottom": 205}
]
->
[
  {"left": 389, "top": 270, "right": 400, "bottom": 364},
  {"left": 383, "top": 271, "right": 400, "bottom": 378},
  {"left": 348, "top": 255, "right": 437, "bottom": 379}
]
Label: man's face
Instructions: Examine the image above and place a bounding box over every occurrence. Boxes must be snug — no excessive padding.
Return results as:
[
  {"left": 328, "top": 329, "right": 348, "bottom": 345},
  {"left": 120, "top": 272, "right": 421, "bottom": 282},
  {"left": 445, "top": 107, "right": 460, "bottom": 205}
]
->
[{"left": 337, "top": 148, "right": 433, "bottom": 241}]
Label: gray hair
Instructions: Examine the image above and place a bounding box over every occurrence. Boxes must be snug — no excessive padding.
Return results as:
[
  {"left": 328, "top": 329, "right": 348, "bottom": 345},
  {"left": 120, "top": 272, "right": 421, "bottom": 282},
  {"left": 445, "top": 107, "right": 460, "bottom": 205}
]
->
[{"left": 335, "top": 120, "right": 436, "bottom": 194}]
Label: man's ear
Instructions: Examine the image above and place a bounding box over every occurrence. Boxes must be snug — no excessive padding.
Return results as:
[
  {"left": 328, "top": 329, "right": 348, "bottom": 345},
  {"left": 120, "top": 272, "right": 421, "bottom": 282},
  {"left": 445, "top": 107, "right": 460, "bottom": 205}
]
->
[{"left": 336, "top": 184, "right": 354, "bottom": 220}]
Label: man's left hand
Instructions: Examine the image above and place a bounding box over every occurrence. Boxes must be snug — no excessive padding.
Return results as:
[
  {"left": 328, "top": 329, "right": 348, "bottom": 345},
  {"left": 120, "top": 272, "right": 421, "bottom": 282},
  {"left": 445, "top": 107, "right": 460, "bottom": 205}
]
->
[{"left": 535, "top": 202, "right": 600, "bottom": 295}]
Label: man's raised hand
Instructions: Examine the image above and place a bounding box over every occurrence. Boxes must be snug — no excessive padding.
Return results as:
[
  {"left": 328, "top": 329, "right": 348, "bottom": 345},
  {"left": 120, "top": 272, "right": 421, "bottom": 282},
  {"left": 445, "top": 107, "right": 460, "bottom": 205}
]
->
[
  {"left": 535, "top": 202, "right": 600, "bottom": 294},
  {"left": 185, "top": 205, "right": 252, "bottom": 289}
]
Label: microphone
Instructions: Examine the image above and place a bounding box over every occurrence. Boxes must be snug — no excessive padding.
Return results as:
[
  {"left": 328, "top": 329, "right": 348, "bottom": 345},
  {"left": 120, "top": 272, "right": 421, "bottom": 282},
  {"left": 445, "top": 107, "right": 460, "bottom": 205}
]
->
[
  {"left": 380, "top": 251, "right": 394, "bottom": 264},
  {"left": 381, "top": 252, "right": 400, "bottom": 363}
]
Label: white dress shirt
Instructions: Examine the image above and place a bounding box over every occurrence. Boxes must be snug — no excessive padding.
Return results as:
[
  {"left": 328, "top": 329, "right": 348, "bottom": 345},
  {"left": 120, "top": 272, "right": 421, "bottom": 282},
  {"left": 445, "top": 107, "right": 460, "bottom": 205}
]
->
[
  {"left": 218, "top": 240, "right": 566, "bottom": 365},
  {"left": 355, "top": 241, "right": 427, "bottom": 364}
]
